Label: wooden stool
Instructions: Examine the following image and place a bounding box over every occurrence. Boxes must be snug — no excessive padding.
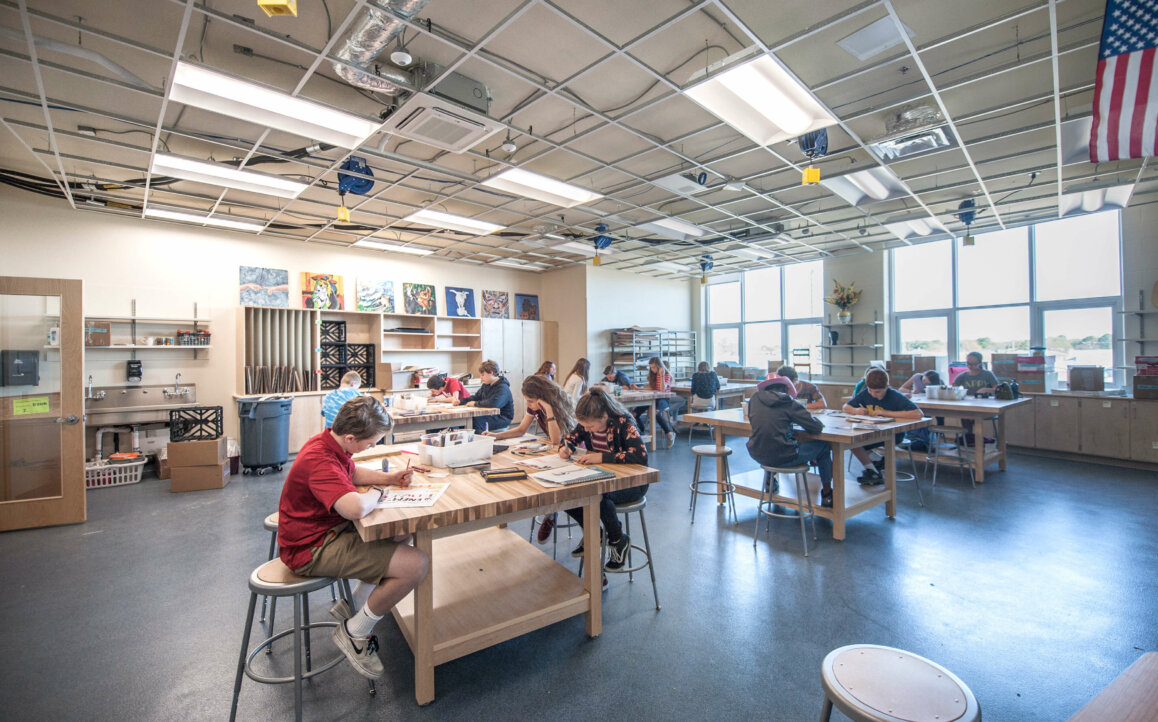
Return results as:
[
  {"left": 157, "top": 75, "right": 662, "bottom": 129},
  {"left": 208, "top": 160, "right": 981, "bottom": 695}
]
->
[
  {"left": 603, "top": 497, "right": 660, "bottom": 610},
  {"left": 261, "top": 512, "right": 338, "bottom": 638},
  {"left": 688, "top": 445, "right": 737, "bottom": 524},
  {"left": 820, "top": 644, "right": 981, "bottom": 722},
  {"left": 753, "top": 464, "right": 818, "bottom": 556}
]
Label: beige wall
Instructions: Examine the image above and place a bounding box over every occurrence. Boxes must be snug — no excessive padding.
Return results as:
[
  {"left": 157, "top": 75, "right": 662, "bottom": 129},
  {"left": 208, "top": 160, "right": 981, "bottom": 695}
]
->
[
  {"left": 585, "top": 265, "right": 695, "bottom": 371},
  {"left": 538, "top": 264, "right": 587, "bottom": 372}
]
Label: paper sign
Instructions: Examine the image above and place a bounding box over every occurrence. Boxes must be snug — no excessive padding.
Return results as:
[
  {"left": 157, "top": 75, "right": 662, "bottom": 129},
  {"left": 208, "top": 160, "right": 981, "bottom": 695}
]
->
[
  {"left": 13, "top": 397, "right": 50, "bottom": 415},
  {"left": 1103, "top": 401, "right": 1112, "bottom": 408}
]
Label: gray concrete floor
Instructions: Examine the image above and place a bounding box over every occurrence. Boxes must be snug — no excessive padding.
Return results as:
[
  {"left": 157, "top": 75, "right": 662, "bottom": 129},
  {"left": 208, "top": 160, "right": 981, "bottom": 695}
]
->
[{"left": 1, "top": 439, "right": 1155, "bottom": 721}]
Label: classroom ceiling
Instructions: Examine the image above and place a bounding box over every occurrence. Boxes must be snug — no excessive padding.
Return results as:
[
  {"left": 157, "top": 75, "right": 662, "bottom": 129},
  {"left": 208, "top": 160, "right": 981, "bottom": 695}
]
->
[{"left": 0, "top": 0, "right": 1153, "bottom": 279}]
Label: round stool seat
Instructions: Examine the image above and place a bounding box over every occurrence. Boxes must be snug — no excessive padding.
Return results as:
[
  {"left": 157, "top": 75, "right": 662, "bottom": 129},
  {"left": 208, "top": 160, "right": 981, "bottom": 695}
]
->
[
  {"left": 614, "top": 497, "right": 647, "bottom": 513},
  {"left": 262, "top": 512, "right": 279, "bottom": 533},
  {"left": 691, "top": 444, "right": 732, "bottom": 457},
  {"left": 249, "top": 559, "right": 333, "bottom": 596},
  {"left": 761, "top": 463, "right": 810, "bottom": 474},
  {"left": 821, "top": 644, "right": 981, "bottom": 722}
]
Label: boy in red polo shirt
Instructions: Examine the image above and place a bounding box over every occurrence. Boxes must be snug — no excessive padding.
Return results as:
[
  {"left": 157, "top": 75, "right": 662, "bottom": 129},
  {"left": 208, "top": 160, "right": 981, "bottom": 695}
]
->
[{"left": 278, "top": 396, "right": 429, "bottom": 679}]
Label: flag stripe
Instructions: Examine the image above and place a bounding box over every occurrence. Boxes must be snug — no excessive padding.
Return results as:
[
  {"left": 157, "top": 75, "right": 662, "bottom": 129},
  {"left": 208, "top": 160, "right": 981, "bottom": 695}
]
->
[
  {"left": 1089, "top": 0, "right": 1158, "bottom": 163},
  {"left": 1092, "top": 57, "right": 1113, "bottom": 162},
  {"left": 1143, "top": 52, "right": 1158, "bottom": 157},
  {"left": 1106, "top": 55, "right": 1130, "bottom": 161},
  {"left": 1121, "top": 51, "right": 1142, "bottom": 158},
  {"left": 1131, "top": 48, "right": 1155, "bottom": 158}
]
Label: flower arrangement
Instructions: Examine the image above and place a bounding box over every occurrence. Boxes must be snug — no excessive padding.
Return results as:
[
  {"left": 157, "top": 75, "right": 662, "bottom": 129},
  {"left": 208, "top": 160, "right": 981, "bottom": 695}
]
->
[{"left": 824, "top": 280, "right": 862, "bottom": 311}]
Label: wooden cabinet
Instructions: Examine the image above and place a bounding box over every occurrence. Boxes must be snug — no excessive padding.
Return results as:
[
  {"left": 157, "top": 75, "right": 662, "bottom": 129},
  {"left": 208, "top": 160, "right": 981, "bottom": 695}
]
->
[
  {"left": 1034, "top": 395, "right": 1081, "bottom": 451},
  {"left": 1003, "top": 398, "right": 1036, "bottom": 447},
  {"left": 480, "top": 319, "right": 556, "bottom": 419},
  {"left": 286, "top": 393, "right": 324, "bottom": 455},
  {"left": 1130, "top": 401, "right": 1158, "bottom": 463},
  {"left": 1079, "top": 398, "right": 1131, "bottom": 459}
]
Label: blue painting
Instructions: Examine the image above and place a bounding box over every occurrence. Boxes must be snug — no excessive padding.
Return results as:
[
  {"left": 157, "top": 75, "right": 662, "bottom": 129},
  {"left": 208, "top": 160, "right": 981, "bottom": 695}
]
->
[
  {"left": 239, "top": 266, "right": 289, "bottom": 307},
  {"left": 515, "top": 293, "right": 539, "bottom": 320},
  {"left": 445, "top": 287, "right": 475, "bottom": 317}
]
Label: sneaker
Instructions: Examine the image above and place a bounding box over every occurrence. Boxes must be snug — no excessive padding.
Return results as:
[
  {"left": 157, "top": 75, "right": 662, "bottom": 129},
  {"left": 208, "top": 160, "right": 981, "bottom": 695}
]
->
[
  {"left": 604, "top": 534, "right": 630, "bottom": 570},
  {"left": 666, "top": 432, "right": 676, "bottom": 448},
  {"left": 858, "top": 468, "right": 884, "bottom": 486},
  {"left": 820, "top": 489, "right": 833, "bottom": 508},
  {"left": 332, "top": 621, "right": 383, "bottom": 679},
  {"left": 570, "top": 531, "right": 603, "bottom": 558},
  {"left": 872, "top": 457, "right": 886, "bottom": 472},
  {"left": 329, "top": 599, "right": 352, "bottom": 622},
  {"left": 536, "top": 513, "right": 556, "bottom": 544},
  {"left": 602, "top": 573, "right": 608, "bottom": 591}
]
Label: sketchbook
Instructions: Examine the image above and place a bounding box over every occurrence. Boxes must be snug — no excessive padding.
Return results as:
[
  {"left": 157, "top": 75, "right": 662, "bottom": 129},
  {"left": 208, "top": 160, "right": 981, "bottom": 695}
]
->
[
  {"left": 515, "top": 454, "right": 570, "bottom": 471},
  {"left": 844, "top": 414, "right": 892, "bottom": 424},
  {"left": 531, "top": 464, "right": 616, "bottom": 487},
  {"left": 374, "top": 483, "right": 449, "bottom": 508}
]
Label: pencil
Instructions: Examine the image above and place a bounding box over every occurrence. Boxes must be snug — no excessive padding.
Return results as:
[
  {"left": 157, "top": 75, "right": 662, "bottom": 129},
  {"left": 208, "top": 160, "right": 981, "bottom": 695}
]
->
[{"left": 406, "top": 457, "right": 412, "bottom": 470}]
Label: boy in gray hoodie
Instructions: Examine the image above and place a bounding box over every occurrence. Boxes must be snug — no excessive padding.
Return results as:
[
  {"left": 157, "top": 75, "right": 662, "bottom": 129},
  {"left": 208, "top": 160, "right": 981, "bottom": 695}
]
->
[{"left": 746, "top": 375, "right": 834, "bottom": 508}]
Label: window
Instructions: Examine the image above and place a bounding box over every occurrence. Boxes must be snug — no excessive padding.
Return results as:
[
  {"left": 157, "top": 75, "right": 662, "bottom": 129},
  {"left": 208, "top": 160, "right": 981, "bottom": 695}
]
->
[
  {"left": 897, "top": 316, "right": 948, "bottom": 369},
  {"left": 707, "top": 281, "right": 740, "bottom": 324},
  {"left": 710, "top": 327, "right": 739, "bottom": 365},
  {"left": 783, "top": 261, "right": 823, "bottom": 318},
  {"left": 1035, "top": 213, "right": 1121, "bottom": 302},
  {"left": 893, "top": 240, "right": 951, "bottom": 311},
  {"left": 744, "top": 322, "right": 781, "bottom": 368},
  {"left": 957, "top": 307, "right": 1030, "bottom": 355},
  {"left": 786, "top": 323, "right": 822, "bottom": 372},
  {"left": 956, "top": 229, "right": 1028, "bottom": 307},
  {"left": 743, "top": 267, "right": 781, "bottom": 322},
  {"left": 1043, "top": 307, "right": 1114, "bottom": 383}
]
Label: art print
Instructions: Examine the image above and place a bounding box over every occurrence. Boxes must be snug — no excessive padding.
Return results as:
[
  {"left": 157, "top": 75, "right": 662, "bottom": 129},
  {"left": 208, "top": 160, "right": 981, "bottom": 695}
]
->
[
  {"left": 445, "top": 287, "right": 475, "bottom": 317},
  {"left": 357, "top": 279, "right": 394, "bottom": 313},
  {"left": 239, "top": 266, "right": 289, "bottom": 307},
  {"left": 515, "top": 293, "right": 540, "bottom": 321},
  {"left": 403, "top": 282, "right": 437, "bottom": 315},
  {"left": 481, "top": 290, "right": 509, "bottom": 319},
  {"left": 301, "top": 272, "right": 344, "bottom": 310}
]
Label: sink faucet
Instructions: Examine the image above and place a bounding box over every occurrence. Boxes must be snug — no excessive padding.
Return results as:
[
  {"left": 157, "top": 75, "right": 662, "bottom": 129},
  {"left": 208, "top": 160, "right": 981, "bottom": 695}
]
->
[
  {"left": 174, "top": 373, "right": 182, "bottom": 393},
  {"left": 86, "top": 375, "right": 106, "bottom": 401}
]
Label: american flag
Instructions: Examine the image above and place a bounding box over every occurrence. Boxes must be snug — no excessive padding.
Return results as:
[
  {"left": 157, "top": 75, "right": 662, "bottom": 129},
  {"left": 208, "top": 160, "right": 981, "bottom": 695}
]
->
[{"left": 1090, "top": 0, "right": 1158, "bottom": 162}]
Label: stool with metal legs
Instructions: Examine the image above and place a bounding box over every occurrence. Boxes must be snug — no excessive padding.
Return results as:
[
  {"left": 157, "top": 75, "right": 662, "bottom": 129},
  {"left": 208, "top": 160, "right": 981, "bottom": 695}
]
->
[
  {"left": 893, "top": 438, "right": 925, "bottom": 507},
  {"left": 528, "top": 513, "right": 580, "bottom": 559},
  {"left": 929, "top": 425, "right": 975, "bottom": 488},
  {"left": 753, "top": 464, "right": 818, "bottom": 556},
  {"left": 688, "top": 445, "right": 738, "bottom": 524},
  {"left": 603, "top": 497, "right": 660, "bottom": 610},
  {"left": 261, "top": 512, "right": 339, "bottom": 640}
]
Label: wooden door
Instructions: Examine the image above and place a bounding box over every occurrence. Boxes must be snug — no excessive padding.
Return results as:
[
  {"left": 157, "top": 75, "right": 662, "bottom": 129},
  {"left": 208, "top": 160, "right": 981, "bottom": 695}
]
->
[
  {"left": 1130, "top": 401, "right": 1158, "bottom": 463},
  {"left": 0, "top": 277, "right": 86, "bottom": 531},
  {"left": 1079, "top": 398, "right": 1131, "bottom": 458},
  {"left": 1034, "top": 395, "right": 1081, "bottom": 452}
]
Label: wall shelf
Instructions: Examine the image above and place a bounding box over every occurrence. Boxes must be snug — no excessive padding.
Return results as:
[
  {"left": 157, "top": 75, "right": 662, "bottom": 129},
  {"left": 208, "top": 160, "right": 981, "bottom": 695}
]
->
[
  {"left": 820, "top": 311, "right": 882, "bottom": 379},
  {"left": 85, "top": 300, "right": 209, "bottom": 361}
]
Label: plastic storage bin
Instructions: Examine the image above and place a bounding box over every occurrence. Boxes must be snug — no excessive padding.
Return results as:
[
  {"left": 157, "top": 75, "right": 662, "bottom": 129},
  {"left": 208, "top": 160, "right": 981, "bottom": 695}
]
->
[
  {"left": 237, "top": 396, "right": 293, "bottom": 475},
  {"left": 85, "top": 459, "right": 147, "bottom": 489},
  {"left": 418, "top": 436, "right": 494, "bottom": 468}
]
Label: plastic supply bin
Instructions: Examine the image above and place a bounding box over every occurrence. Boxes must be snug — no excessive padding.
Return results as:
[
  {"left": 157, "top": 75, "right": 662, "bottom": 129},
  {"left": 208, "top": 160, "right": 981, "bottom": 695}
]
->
[{"left": 237, "top": 396, "right": 293, "bottom": 475}]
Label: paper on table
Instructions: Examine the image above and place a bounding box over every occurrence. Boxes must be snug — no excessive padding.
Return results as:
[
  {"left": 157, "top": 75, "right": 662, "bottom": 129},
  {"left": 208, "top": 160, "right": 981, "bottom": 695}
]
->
[
  {"left": 502, "top": 434, "right": 541, "bottom": 444},
  {"left": 515, "top": 454, "right": 570, "bottom": 470},
  {"left": 375, "top": 483, "right": 449, "bottom": 508},
  {"left": 844, "top": 414, "right": 892, "bottom": 423},
  {"left": 531, "top": 464, "right": 615, "bottom": 486}
]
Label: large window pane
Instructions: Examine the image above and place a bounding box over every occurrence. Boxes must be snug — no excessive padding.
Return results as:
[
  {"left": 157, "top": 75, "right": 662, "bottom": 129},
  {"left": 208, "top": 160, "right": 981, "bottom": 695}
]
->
[
  {"left": 958, "top": 307, "right": 1030, "bottom": 356},
  {"left": 707, "top": 282, "right": 740, "bottom": 324},
  {"left": 957, "top": 228, "right": 1029, "bottom": 307},
  {"left": 1035, "top": 212, "right": 1121, "bottom": 301},
  {"left": 744, "top": 267, "right": 781, "bottom": 322},
  {"left": 783, "top": 261, "right": 823, "bottom": 318},
  {"left": 711, "top": 328, "right": 739, "bottom": 366},
  {"left": 744, "top": 321, "right": 782, "bottom": 369},
  {"left": 897, "top": 316, "right": 948, "bottom": 371},
  {"left": 893, "top": 240, "right": 952, "bottom": 311},
  {"left": 1043, "top": 307, "right": 1114, "bottom": 384},
  {"left": 787, "top": 323, "right": 822, "bottom": 377}
]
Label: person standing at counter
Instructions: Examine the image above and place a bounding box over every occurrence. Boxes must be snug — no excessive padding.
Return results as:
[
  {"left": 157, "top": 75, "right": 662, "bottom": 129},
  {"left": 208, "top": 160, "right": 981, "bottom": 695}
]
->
[{"left": 463, "top": 360, "right": 514, "bottom": 433}]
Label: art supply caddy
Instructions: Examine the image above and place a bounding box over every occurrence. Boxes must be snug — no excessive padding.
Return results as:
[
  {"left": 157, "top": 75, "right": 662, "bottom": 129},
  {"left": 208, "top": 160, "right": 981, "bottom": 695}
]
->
[{"left": 417, "top": 429, "right": 494, "bottom": 469}]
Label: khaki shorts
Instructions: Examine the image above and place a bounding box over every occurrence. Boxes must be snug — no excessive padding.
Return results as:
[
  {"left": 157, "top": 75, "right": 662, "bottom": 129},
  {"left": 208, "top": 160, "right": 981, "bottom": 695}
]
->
[{"left": 293, "top": 521, "right": 399, "bottom": 585}]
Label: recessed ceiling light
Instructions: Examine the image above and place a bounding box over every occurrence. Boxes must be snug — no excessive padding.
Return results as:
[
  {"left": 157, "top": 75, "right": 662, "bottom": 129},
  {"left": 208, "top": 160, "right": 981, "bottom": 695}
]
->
[
  {"left": 479, "top": 168, "right": 602, "bottom": 208},
  {"left": 650, "top": 261, "right": 688, "bottom": 273},
  {"left": 732, "top": 247, "right": 778, "bottom": 261},
  {"left": 402, "top": 208, "right": 503, "bottom": 235},
  {"left": 883, "top": 212, "right": 949, "bottom": 242},
  {"left": 685, "top": 54, "right": 837, "bottom": 147},
  {"left": 144, "top": 206, "right": 264, "bottom": 232},
  {"left": 558, "top": 241, "right": 616, "bottom": 257},
  {"left": 168, "top": 60, "right": 381, "bottom": 149},
  {"left": 837, "top": 16, "right": 915, "bottom": 61},
  {"left": 492, "top": 259, "right": 542, "bottom": 270},
  {"left": 1059, "top": 181, "right": 1134, "bottom": 217},
  {"left": 820, "top": 166, "right": 907, "bottom": 207},
  {"left": 636, "top": 217, "right": 708, "bottom": 241},
  {"left": 150, "top": 153, "right": 308, "bottom": 198},
  {"left": 353, "top": 239, "right": 434, "bottom": 255}
]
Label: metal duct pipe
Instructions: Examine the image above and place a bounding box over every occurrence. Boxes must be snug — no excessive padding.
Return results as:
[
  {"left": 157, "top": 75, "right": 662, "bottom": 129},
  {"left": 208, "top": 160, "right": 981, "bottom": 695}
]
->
[{"left": 332, "top": 0, "right": 429, "bottom": 95}]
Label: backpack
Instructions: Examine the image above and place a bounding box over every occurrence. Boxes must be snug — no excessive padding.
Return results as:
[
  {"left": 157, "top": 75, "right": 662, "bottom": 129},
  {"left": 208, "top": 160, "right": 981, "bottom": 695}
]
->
[{"left": 994, "top": 381, "right": 1014, "bottom": 400}]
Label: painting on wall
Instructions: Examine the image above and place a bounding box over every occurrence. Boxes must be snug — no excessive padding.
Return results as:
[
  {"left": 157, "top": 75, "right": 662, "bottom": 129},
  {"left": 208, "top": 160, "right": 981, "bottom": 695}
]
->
[
  {"left": 357, "top": 279, "right": 394, "bottom": 313},
  {"left": 239, "top": 266, "right": 289, "bottom": 307},
  {"left": 481, "top": 290, "right": 509, "bottom": 319},
  {"left": 445, "top": 287, "right": 475, "bottom": 317},
  {"left": 301, "top": 273, "right": 344, "bottom": 309},
  {"left": 515, "top": 293, "right": 540, "bottom": 320},
  {"left": 402, "top": 283, "right": 437, "bottom": 315}
]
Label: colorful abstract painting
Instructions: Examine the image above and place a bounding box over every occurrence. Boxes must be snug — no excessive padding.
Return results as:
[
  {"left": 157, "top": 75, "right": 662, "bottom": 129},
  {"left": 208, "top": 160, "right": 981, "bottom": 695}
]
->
[
  {"left": 403, "top": 283, "right": 437, "bottom": 315},
  {"left": 239, "top": 266, "right": 289, "bottom": 307},
  {"left": 357, "top": 279, "right": 394, "bottom": 313},
  {"left": 481, "top": 290, "right": 509, "bottom": 319},
  {"left": 301, "top": 272, "right": 344, "bottom": 310},
  {"left": 515, "top": 293, "right": 540, "bottom": 320},
  {"left": 445, "top": 287, "right": 475, "bottom": 317}
]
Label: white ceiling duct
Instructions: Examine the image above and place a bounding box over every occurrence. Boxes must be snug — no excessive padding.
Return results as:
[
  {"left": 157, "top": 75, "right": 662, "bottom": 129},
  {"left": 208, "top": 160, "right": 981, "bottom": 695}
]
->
[{"left": 332, "top": 0, "right": 428, "bottom": 95}]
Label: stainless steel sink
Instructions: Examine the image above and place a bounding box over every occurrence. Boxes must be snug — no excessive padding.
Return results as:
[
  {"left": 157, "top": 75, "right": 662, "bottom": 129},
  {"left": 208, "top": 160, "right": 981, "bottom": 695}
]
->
[{"left": 85, "top": 384, "right": 199, "bottom": 425}]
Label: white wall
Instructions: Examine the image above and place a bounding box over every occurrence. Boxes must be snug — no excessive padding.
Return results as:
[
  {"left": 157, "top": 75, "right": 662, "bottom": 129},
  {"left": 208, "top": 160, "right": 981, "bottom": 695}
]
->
[{"left": 585, "top": 265, "right": 694, "bottom": 371}]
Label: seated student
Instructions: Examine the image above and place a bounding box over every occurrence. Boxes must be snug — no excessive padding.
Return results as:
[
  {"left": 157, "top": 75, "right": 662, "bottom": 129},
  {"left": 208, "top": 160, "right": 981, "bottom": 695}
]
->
[
  {"left": 635, "top": 356, "right": 677, "bottom": 448},
  {"left": 562, "top": 358, "right": 590, "bottom": 401},
  {"left": 602, "top": 364, "right": 639, "bottom": 390},
  {"left": 747, "top": 374, "right": 834, "bottom": 507},
  {"left": 535, "top": 360, "right": 557, "bottom": 381},
  {"left": 954, "top": 352, "right": 999, "bottom": 396},
  {"left": 426, "top": 373, "right": 471, "bottom": 405},
  {"left": 321, "top": 371, "right": 364, "bottom": 429},
  {"left": 690, "top": 361, "right": 720, "bottom": 402},
  {"left": 552, "top": 388, "right": 648, "bottom": 569},
  {"left": 462, "top": 360, "right": 514, "bottom": 433},
  {"left": 842, "top": 368, "right": 924, "bottom": 485},
  {"left": 775, "top": 365, "right": 826, "bottom": 411},
  {"left": 278, "top": 397, "right": 429, "bottom": 679},
  {"left": 850, "top": 363, "right": 885, "bottom": 399},
  {"left": 899, "top": 369, "right": 943, "bottom": 396},
  {"left": 487, "top": 375, "right": 575, "bottom": 448}
]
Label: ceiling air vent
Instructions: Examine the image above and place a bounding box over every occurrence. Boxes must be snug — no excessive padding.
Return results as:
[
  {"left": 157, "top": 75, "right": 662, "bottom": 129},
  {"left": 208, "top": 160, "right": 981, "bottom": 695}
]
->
[{"left": 382, "top": 93, "right": 503, "bottom": 153}]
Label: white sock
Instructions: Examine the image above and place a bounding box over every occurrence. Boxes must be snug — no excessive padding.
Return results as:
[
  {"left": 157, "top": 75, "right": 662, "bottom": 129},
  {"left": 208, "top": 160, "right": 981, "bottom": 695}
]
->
[
  {"left": 351, "top": 581, "right": 374, "bottom": 609},
  {"left": 344, "top": 603, "right": 384, "bottom": 639}
]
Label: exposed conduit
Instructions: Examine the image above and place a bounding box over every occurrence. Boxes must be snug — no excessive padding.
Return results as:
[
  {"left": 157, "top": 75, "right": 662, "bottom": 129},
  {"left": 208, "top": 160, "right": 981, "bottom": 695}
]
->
[{"left": 331, "top": 0, "right": 429, "bottom": 95}]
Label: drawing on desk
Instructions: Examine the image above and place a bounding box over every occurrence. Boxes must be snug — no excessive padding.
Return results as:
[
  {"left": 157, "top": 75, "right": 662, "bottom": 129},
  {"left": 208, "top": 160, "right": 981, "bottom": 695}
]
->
[
  {"left": 376, "top": 483, "right": 449, "bottom": 508},
  {"left": 532, "top": 465, "right": 615, "bottom": 486},
  {"left": 845, "top": 414, "right": 892, "bottom": 424},
  {"left": 516, "top": 454, "right": 570, "bottom": 471}
]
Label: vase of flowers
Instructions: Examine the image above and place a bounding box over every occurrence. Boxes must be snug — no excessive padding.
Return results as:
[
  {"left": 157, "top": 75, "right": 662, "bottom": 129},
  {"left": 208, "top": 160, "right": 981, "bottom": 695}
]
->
[{"left": 825, "top": 280, "right": 861, "bottom": 325}]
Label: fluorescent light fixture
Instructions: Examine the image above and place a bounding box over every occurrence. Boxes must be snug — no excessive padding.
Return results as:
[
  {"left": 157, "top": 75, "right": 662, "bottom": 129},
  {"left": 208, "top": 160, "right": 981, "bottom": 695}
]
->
[
  {"left": 479, "top": 168, "right": 602, "bottom": 208},
  {"left": 636, "top": 217, "right": 708, "bottom": 241},
  {"left": 1059, "top": 181, "right": 1134, "bottom": 217},
  {"left": 353, "top": 239, "right": 433, "bottom": 255},
  {"left": 685, "top": 54, "right": 837, "bottom": 147},
  {"left": 492, "top": 259, "right": 542, "bottom": 270},
  {"left": 558, "top": 241, "right": 615, "bottom": 257},
  {"left": 820, "top": 166, "right": 907, "bottom": 207},
  {"left": 150, "top": 153, "right": 308, "bottom": 198},
  {"left": 732, "top": 246, "right": 778, "bottom": 261},
  {"left": 868, "top": 125, "right": 955, "bottom": 161},
  {"left": 650, "top": 261, "right": 688, "bottom": 273},
  {"left": 883, "top": 212, "right": 949, "bottom": 242},
  {"left": 837, "top": 16, "right": 915, "bottom": 61},
  {"left": 168, "top": 60, "right": 381, "bottom": 149},
  {"left": 144, "top": 206, "right": 264, "bottom": 232},
  {"left": 402, "top": 208, "right": 503, "bottom": 235}
]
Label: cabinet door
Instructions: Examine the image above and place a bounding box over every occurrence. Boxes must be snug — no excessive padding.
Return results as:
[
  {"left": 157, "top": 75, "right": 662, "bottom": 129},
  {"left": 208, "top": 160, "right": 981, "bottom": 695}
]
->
[
  {"left": 287, "top": 394, "right": 324, "bottom": 454},
  {"left": 1130, "top": 401, "right": 1158, "bottom": 463},
  {"left": 503, "top": 320, "right": 523, "bottom": 418},
  {"left": 521, "top": 321, "right": 541, "bottom": 378},
  {"left": 1003, "top": 399, "right": 1036, "bottom": 447},
  {"left": 480, "top": 319, "right": 504, "bottom": 362},
  {"left": 1079, "top": 398, "right": 1130, "bottom": 458},
  {"left": 1034, "top": 395, "right": 1081, "bottom": 451}
]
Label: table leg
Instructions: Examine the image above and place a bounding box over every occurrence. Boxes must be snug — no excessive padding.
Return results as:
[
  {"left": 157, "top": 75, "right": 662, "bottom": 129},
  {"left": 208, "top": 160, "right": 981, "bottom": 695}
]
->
[
  {"left": 884, "top": 440, "right": 897, "bottom": 519},
  {"left": 714, "top": 426, "right": 727, "bottom": 503},
  {"left": 831, "top": 444, "right": 847, "bottom": 541},
  {"left": 583, "top": 497, "right": 602, "bottom": 638},
  {"left": 997, "top": 413, "right": 1007, "bottom": 471},
  {"left": 973, "top": 414, "right": 987, "bottom": 483},
  {"left": 648, "top": 401, "right": 657, "bottom": 451},
  {"left": 413, "top": 531, "right": 435, "bottom": 705}
]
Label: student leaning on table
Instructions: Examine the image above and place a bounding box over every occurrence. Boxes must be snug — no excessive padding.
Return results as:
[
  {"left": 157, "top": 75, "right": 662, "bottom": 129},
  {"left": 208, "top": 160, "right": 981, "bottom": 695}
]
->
[
  {"left": 898, "top": 369, "right": 943, "bottom": 395},
  {"left": 842, "top": 368, "right": 923, "bottom": 485},
  {"left": 554, "top": 388, "right": 648, "bottom": 570},
  {"left": 462, "top": 359, "right": 514, "bottom": 433},
  {"left": 747, "top": 374, "right": 834, "bottom": 508},
  {"left": 321, "top": 370, "right": 363, "bottom": 428},
  {"left": 426, "top": 373, "right": 471, "bottom": 405},
  {"left": 486, "top": 375, "right": 575, "bottom": 448},
  {"left": 602, "top": 364, "right": 640, "bottom": 390},
  {"left": 277, "top": 396, "right": 429, "bottom": 679},
  {"left": 774, "top": 364, "right": 827, "bottom": 411}
]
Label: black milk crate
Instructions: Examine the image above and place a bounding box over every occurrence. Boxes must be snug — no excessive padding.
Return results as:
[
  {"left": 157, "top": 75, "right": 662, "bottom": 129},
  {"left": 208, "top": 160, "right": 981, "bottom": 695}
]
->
[
  {"left": 346, "top": 343, "right": 374, "bottom": 365},
  {"left": 320, "top": 366, "right": 345, "bottom": 390},
  {"left": 169, "top": 406, "right": 224, "bottom": 441},
  {"left": 320, "top": 343, "right": 346, "bottom": 365},
  {"left": 320, "top": 320, "right": 347, "bottom": 344},
  {"left": 346, "top": 364, "right": 374, "bottom": 388}
]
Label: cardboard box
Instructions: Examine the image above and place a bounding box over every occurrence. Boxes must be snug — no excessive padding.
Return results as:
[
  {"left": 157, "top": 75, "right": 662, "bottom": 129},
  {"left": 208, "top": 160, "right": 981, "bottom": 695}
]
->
[
  {"left": 84, "top": 321, "right": 111, "bottom": 347},
  {"left": 167, "top": 437, "right": 227, "bottom": 467},
  {"left": 156, "top": 448, "right": 170, "bottom": 480},
  {"left": 1068, "top": 366, "right": 1105, "bottom": 392},
  {"left": 170, "top": 459, "right": 230, "bottom": 492},
  {"left": 913, "top": 356, "right": 937, "bottom": 373},
  {"left": 1134, "top": 375, "right": 1158, "bottom": 400}
]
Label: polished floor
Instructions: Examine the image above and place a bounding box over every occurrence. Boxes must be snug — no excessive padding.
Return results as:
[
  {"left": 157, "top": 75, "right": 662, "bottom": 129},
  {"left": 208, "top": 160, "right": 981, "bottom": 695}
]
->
[{"left": 1, "top": 438, "right": 1155, "bottom": 721}]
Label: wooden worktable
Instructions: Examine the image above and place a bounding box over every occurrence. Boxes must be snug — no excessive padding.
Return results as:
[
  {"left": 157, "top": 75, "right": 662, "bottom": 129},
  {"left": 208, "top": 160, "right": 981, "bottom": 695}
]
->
[
  {"left": 908, "top": 394, "right": 1030, "bottom": 482},
  {"left": 616, "top": 390, "right": 675, "bottom": 450}
]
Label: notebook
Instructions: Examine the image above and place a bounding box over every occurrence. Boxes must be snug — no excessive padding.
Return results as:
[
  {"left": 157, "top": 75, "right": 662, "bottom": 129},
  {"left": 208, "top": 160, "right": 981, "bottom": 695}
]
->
[
  {"left": 531, "top": 464, "right": 616, "bottom": 486},
  {"left": 844, "top": 414, "right": 892, "bottom": 424}
]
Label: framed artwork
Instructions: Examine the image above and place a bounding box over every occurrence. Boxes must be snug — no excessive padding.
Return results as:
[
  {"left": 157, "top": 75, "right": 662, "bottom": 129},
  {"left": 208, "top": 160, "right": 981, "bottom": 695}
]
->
[
  {"left": 403, "top": 283, "right": 437, "bottom": 315},
  {"left": 357, "top": 279, "right": 394, "bottom": 312},
  {"left": 515, "top": 293, "right": 540, "bottom": 320},
  {"left": 302, "top": 272, "right": 344, "bottom": 309},
  {"left": 481, "top": 290, "right": 509, "bottom": 319},
  {"left": 445, "top": 287, "right": 475, "bottom": 317},
  {"left": 239, "top": 266, "right": 289, "bottom": 307}
]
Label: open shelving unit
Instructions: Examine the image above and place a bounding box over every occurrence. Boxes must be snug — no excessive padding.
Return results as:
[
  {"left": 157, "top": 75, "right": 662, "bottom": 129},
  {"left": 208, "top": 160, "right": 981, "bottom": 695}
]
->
[
  {"left": 820, "top": 312, "right": 883, "bottom": 378},
  {"left": 76, "top": 300, "right": 211, "bottom": 360},
  {"left": 1115, "top": 292, "right": 1158, "bottom": 379},
  {"left": 610, "top": 329, "right": 698, "bottom": 384}
]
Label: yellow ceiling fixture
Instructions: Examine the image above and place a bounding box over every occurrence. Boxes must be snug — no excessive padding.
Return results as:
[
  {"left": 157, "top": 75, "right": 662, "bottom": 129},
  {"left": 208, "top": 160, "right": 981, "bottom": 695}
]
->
[{"left": 258, "top": 0, "right": 297, "bottom": 17}]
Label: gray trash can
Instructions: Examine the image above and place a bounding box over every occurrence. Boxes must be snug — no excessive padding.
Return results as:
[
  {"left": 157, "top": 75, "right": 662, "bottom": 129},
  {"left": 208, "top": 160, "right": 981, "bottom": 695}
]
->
[{"left": 237, "top": 396, "right": 293, "bottom": 476}]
